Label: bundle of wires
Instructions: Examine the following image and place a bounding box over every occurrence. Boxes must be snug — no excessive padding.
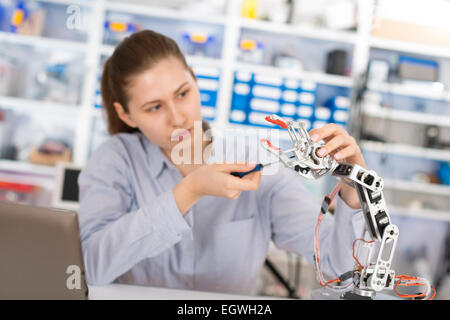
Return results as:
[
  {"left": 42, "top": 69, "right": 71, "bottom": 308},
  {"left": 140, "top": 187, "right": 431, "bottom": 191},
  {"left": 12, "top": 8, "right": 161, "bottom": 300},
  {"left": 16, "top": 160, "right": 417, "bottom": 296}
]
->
[
  {"left": 313, "top": 182, "right": 437, "bottom": 299},
  {"left": 313, "top": 182, "right": 354, "bottom": 292},
  {"left": 394, "top": 275, "right": 436, "bottom": 300}
]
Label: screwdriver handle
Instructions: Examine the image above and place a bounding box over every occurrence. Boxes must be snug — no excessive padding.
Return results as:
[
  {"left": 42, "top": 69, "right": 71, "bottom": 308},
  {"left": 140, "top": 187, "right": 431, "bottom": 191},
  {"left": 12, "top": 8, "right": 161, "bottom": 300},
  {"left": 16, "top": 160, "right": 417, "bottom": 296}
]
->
[{"left": 231, "top": 164, "right": 263, "bottom": 178}]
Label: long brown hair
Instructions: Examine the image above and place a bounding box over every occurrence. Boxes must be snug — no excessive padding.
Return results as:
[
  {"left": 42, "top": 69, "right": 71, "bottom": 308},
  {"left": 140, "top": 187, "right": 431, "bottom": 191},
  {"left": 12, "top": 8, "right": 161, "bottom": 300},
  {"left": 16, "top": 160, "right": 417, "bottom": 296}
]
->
[{"left": 100, "top": 30, "right": 190, "bottom": 135}]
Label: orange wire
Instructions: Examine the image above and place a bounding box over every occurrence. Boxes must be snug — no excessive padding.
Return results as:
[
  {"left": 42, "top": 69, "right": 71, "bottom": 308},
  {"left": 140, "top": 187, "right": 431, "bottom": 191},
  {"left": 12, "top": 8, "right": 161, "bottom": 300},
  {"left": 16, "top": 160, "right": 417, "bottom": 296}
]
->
[
  {"left": 325, "top": 278, "right": 340, "bottom": 286},
  {"left": 394, "top": 275, "right": 436, "bottom": 300},
  {"left": 430, "top": 286, "right": 436, "bottom": 300},
  {"left": 315, "top": 183, "right": 343, "bottom": 288},
  {"left": 352, "top": 238, "right": 375, "bottom": 270}
]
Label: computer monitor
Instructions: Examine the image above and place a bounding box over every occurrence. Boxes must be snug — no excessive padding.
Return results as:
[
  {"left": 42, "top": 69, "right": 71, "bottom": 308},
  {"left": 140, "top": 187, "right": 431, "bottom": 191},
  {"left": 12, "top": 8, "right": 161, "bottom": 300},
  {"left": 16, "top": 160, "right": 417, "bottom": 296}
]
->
[
  {"left": 52, "top": 162, "right": 82, "bottom": 211},
  {"left": 0, "top": 200, "right": 89, "bottom": 299}
]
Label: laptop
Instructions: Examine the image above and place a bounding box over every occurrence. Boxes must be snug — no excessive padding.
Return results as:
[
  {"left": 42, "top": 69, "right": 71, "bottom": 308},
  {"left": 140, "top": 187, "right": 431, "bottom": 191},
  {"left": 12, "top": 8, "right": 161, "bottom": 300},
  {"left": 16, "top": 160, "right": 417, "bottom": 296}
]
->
[{"left": 0, "top": 200, "right": 89, "bottom": 299}]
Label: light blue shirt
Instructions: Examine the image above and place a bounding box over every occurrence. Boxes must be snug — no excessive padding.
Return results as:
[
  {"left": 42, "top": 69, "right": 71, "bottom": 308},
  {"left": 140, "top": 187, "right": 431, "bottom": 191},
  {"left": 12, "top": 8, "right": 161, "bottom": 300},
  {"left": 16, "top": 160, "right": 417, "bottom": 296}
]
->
[{"left": 78, "top": 129, "right": 365, "bottom": 295}]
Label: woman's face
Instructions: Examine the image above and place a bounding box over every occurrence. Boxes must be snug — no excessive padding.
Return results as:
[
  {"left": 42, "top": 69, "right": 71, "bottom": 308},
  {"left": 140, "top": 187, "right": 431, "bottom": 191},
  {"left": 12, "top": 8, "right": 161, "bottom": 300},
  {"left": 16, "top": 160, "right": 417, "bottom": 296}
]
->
[{"left": 114, "top": 56, "right": 202, "bottom": 154}]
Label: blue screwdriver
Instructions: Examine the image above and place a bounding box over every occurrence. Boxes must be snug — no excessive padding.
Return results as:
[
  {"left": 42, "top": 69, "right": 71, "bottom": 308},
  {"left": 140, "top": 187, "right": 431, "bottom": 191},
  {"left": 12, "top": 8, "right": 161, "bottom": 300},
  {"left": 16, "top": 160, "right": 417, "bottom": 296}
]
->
[
  {"left": 230, "top": 155, "right": 297, "bottom": 178},
  {"left": 230, "top": 163, "right": 264, "bottom": 178}
]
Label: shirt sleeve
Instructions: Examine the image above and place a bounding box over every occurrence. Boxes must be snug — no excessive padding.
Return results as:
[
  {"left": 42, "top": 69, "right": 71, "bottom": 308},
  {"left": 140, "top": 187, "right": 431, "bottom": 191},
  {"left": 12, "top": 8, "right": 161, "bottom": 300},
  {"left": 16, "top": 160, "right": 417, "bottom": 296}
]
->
[
  {"left": 265, "top": 167, "right": 366, "bottom": 278},
  {"left": 77, "top": 138, "right": 192, "bottom": 286}
]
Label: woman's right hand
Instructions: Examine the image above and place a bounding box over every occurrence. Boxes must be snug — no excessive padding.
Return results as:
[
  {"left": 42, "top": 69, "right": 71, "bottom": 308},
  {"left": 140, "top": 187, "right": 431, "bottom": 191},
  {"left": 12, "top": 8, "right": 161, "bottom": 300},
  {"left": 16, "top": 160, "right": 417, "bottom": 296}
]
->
[{"left": 173, "top": 163, "right": 262, "bottom": 215}]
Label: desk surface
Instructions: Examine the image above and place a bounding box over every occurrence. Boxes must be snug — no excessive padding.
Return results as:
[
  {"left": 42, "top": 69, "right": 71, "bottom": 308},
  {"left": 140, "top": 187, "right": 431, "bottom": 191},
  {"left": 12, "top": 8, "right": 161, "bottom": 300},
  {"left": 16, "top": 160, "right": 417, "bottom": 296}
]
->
[
  {"left": 88, "top": 284, "right": 280, "bottom": 300},
  {"left": 88, "top": 284, "right": 398, "bottom": 300}
]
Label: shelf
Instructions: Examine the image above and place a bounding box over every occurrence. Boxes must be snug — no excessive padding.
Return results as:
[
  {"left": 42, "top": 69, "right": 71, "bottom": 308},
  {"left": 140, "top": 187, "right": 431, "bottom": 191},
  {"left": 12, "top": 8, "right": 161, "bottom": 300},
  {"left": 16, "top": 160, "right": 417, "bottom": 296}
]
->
[
  {"left": 100, "top": 45, "right": 223, "bottom": 68},
  {"left": 0, "top": 159, "right": 56, "bottom": 177},
  {"left": 187, "top": 56, "right": 223, "bottom": 68},
  {"left": 362, "top": 104, "right": 450, "bottom": 128},
  {"left": 370, "top": 36, "right": 450, "bottom": 59},
  {"left": 240, "top": 18, "right": 356, "bottom": 44},
  {"left": 0, "top": 96, "right": 80, "bottom": 114},
  {"left": 367, "top": 82, "right": 450, "bottom": 102},
  {"left": 0, "top": 31, "right": 88, "bottom": 52},
  {"left": 384, "top": 179, "right": 450, "bottom": 197},
  {"left": 360, "top": 140, "right": 450, "bottom": 162},
  {"left": 0, "top": 160, "right": 56, "bottom": 190},
  {"left": 38, "top": 0, "right": 94, "bottom": 6},
  {"left": 234, "top": 62, "right": 353, "bottom": 87},
  {"left": 105, "top": 1, "right": 226, "bottom": 26},
  {"left": 390, "top": 205, "right": 450, "bottom": 222}
]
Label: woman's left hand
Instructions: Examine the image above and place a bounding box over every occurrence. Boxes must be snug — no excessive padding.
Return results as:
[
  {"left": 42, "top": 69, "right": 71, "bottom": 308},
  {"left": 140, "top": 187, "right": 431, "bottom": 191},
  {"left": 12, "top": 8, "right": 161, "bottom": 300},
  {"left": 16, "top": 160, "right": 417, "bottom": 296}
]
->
[{"left": 308, "top": 123, "right": 366, "bottom": 209}]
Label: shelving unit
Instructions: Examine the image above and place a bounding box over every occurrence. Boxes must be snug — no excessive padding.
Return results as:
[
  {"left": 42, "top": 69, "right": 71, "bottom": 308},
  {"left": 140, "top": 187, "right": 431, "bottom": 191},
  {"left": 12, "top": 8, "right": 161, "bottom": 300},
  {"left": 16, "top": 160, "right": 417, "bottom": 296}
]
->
[
  {"left": 105, "top": 0, "right": 227, "bottom": 26},
  {"left": 384, "top": 178, "right": 450, "bottom": 197},
  {"left": 39, "top": 0, "right": 93, "bottom": 6},
  {"left": 360, "top": 140, "right": 450, "bottom": 162},
  {"left": 367, "top": 82, "right": 450, "bottom": 102},
  {"left": 0, "top": 159, "right": 55, "bottom": 177},
  {"left": 0, "top": 0, "right": 449, "bottom": 222},
  {"left": 233, "top": 62, "right": 354, "bottom": 88},
  {"left": 361, "top": 104, "right": 450, "bottom": 128},
  {"left": 239, "top": 17, "right": 357, "bottom": 44},
  {"left": 369, "top": 36, "right": 450, "bottom": 60},
  {"left": 0, "top": 0, "right": 359, "bottom": 163},
  {"left": 0, "top": 95, "right": 81, "bottom": 113},
  {"left": 0, "top": 30, "right": 88, "bottom": 51},
  {"left": 389, "top": 205, "right": 450, "bottom": 222},
  {"left": 354, "top": 1, "right": 450, "bottom": 223}
]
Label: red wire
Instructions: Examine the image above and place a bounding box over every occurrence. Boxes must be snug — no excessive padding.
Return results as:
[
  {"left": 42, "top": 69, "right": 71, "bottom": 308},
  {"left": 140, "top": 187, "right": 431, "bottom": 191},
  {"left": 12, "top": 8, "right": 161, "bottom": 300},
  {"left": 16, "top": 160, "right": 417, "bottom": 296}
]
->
[
  {"left": 315, "top": 182, "right": 343, "bottom": 288},
  {"left": 352, "top": 238, "right": 375, "bottom": 270},
  {"left": 315, "top": 182, "right": 437, "bottom": 299},
  {"left": 394, "top": 275, "right": 436, "bottom": 300}
]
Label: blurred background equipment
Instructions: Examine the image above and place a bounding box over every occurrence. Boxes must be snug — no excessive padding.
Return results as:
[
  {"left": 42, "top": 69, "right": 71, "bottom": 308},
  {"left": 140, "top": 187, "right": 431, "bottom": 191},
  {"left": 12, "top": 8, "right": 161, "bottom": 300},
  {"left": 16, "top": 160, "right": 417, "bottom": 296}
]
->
[
  {"left": 397, "top": 55, "right": 438, "bottom": 83},
  {"left": 28, "top": 138, "right": 71, "bottom": 166},
  {"left": 182, "top": 32, "right": 215, "bottom": 56},
  {"left": 326, "top": 49, "right": 348, "bottom": 76},
  {"left": 51, "top": 161, "right": 81, "bottom": 211}
]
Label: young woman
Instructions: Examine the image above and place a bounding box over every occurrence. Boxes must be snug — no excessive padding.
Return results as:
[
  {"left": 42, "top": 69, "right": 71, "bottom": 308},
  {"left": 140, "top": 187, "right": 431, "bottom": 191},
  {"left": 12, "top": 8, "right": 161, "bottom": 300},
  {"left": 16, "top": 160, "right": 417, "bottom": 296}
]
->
[{"left": 78, "top": 30, "right": 366, "bottom": 295}]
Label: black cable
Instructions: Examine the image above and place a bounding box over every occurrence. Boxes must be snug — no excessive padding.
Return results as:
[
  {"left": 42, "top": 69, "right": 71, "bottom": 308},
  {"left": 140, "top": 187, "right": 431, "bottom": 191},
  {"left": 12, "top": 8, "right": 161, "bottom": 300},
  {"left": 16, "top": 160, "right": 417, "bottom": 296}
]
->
[
  {"left": 264, "top": 258, "right": 299, "bottom": 299},
  {"left": 287, "top": 252, "right": 292, "bottom": 288},
  {"left": 295, "top": 255, "right": 301, "bottom": 291},
  {"left": 434, "top": 224, "right": 450, "bottom": 293}
]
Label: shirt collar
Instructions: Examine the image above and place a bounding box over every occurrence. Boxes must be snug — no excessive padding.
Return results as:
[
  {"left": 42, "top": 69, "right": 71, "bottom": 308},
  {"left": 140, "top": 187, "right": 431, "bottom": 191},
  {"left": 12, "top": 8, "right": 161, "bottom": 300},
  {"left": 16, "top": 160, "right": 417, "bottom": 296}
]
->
[
  {"left": 140, "top": 120, "right": 213, "bottom": 179},
  {"left": 139, "top": 133, "right": 170, "bottom": 179}
]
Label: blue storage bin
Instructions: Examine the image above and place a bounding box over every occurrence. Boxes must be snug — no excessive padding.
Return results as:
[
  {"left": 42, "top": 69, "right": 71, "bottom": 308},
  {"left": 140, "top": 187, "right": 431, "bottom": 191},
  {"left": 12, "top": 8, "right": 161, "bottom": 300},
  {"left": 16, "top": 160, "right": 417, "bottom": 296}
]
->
[
  {"left": 312, "top": 120, "right": 328, "bottom": 129},
  {"left": 201, "top": 106, "right": 215, "bottom": 121},
  {"left": 247, "top": 111, "right": 276, "bottom": 128},
  {"left": 194, "top": 66, "right": 220, "bottom": 121},
  {"left": 298, "top": 91, "right": 315, "bottom": 105},
  {"left": 199, "top": 90, "right": 217, "bottom": 107},
  {"left": 314, "top": 106, "right": 332, "bottom": 122},
  {"left": 332, "top": 109, "right": 349, "bottom": 124},
  {"left": 249, "top": 97, "right": 280, "bottom": 113},
  {"left": 326, "top": 96, "right": 350, "bottom": 110},
  {"left": 230, "top": 72, "right": 253, "bottom": 124},
  {"left": 281, "top": 89, "right": 298, "bottom": 103},
  {"left": 299, "top": 80, "right": 317, "bottom": 93},
  {"left": 280, "top": 103, "right": 296, "bottom": 117},
  {"left": 297, "top": 104, "right": 314, "bottom": 119},
  {"left": 283, "top": 79, "right": 300, "bottom": 90},
  {"left": 252, "top": 84, "right": 282, "bottom": 100},
  {"left": 253, "top": 73, "right": 283, "bottom": 87}
]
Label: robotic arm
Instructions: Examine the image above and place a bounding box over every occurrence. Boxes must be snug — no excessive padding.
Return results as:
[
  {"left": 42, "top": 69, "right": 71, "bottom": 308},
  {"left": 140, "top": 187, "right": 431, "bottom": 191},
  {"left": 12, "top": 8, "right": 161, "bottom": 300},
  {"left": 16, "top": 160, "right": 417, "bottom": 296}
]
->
[{"left": 260, "top": 114, "right": 434, "bottom": 300}]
